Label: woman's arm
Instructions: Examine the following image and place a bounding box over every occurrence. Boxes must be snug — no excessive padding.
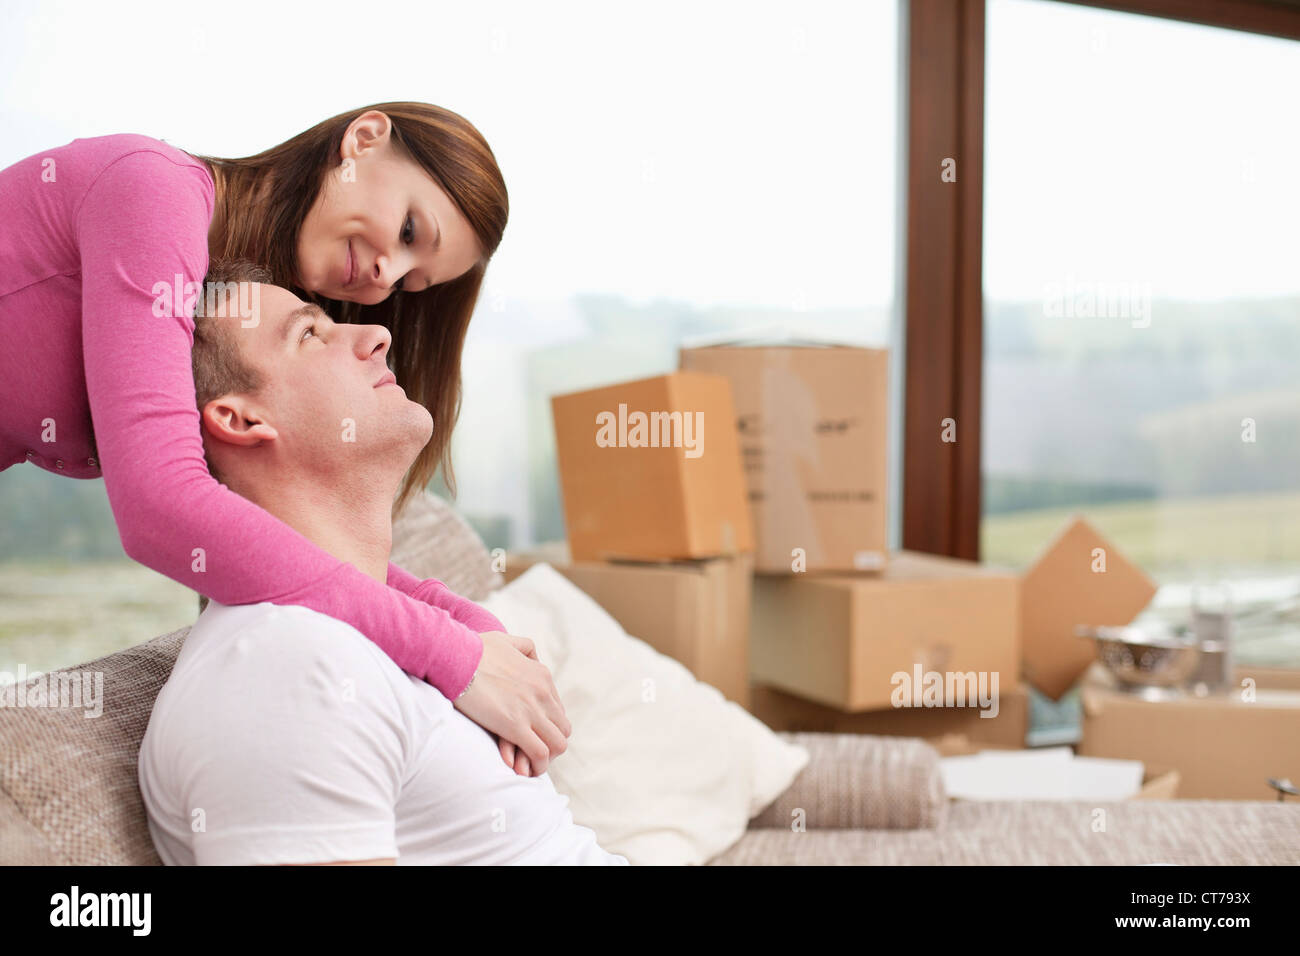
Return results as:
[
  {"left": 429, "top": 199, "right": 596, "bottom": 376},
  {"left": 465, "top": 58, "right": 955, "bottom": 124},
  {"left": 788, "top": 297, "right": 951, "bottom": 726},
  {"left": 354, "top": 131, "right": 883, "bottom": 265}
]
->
[
  {"left": 387, "top": 561, "right": 507, "bottom": 636},
  {"left": 76, "top": 149, "right": 481, "bottom": 698}
]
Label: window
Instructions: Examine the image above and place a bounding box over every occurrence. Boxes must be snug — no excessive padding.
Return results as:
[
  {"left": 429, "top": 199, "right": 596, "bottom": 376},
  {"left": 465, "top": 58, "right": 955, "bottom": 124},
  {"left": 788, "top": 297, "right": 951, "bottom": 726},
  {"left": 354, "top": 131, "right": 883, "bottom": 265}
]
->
[
  {"left": 448, "top": 0, "right": 903, "bottom": 549},
  {"left": 983, "top": 0, "right": 1300, "bottom": 673},
  {"left": 0, "top": 0, "right": 902, "bottom": 673}
]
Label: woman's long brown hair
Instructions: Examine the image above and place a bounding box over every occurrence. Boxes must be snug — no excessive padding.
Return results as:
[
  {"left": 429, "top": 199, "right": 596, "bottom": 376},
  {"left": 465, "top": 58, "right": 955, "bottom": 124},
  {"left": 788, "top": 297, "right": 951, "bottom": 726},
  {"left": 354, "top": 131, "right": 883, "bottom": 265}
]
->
[{"left": 192, "top": 102, "right": 508, "bottom": 518}]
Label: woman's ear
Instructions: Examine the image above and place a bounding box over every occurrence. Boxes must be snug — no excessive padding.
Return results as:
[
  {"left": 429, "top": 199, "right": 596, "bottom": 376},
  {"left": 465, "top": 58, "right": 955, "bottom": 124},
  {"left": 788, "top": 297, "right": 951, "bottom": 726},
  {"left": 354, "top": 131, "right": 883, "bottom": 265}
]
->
[
  {"left": 200, "top": 397, "right": 279, "bottom": 448},
  {"left": 341, "top": 110, "right": 393, "bottom": 161}
]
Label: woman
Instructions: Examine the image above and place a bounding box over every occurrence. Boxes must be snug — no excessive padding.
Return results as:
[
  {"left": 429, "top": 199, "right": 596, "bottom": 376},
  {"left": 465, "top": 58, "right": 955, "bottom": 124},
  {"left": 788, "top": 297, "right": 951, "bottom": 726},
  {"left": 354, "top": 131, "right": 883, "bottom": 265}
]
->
[{"left": 0, "top": 103, "right": 566, "bottom": 776}]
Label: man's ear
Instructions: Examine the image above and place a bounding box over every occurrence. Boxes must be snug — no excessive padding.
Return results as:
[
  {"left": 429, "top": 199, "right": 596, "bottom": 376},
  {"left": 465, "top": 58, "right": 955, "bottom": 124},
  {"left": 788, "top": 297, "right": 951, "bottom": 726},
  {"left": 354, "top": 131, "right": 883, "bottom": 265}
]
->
[
  {"left": 340, "top": 110, "right": 393, "bottom": 162},
  {"left": 200, "top": 396, "right": 278, "bottom": 448}
]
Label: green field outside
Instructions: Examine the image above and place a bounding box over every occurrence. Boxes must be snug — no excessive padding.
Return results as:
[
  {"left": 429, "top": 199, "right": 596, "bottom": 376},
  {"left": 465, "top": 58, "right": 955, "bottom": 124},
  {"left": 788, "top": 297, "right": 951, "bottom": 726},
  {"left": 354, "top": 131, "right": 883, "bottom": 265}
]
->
[{"left": 982, "top": 488, "right": 1300, "bottom": 575}]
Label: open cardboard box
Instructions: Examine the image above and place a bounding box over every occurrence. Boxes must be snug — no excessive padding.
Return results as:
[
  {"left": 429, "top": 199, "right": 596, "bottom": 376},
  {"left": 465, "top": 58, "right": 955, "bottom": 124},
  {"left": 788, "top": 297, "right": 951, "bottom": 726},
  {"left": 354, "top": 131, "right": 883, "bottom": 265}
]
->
[
  {"left": 749, "top": 550, "right": 1021, "bottom": 711},
  {"left": 1017, "top": 516, "right": 1158, "bottom": 700},
  {"left": 747, "top": 516, "right": 1157, "bottom": 716},
  {"left": 930, "top": 733, "right": 1180, "bottom": 800},
  {"left": 1078, "top": 670, "right": 1300, "bottom": 800}
]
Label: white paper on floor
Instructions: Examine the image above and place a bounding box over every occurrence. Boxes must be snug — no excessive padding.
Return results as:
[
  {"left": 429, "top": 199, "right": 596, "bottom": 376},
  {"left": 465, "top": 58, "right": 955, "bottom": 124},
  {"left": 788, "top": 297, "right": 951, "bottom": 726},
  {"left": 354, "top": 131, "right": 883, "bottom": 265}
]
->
[{"left": 939, "top": 746, "right": 1145, "bottom": 801}]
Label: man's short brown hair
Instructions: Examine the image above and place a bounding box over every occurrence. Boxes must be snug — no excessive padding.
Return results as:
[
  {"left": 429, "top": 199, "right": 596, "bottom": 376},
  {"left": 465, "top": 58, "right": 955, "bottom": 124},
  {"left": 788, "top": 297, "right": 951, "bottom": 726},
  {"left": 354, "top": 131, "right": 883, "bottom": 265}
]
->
[
  {"left": 192, "top": 258, "right": 273, "bottom": 409},
  {"left": 192, "top": 259, "right": 274, "bottom": 484},
  {"left": 192, "top": 259, "right": 273, "bottom": 614}
]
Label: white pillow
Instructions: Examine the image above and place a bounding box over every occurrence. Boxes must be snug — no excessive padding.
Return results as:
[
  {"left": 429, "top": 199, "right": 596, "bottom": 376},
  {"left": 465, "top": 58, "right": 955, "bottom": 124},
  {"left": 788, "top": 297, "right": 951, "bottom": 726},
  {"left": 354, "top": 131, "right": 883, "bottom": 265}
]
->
[{"left": 481, "top": 562, "right": 809, "bottom": 866}]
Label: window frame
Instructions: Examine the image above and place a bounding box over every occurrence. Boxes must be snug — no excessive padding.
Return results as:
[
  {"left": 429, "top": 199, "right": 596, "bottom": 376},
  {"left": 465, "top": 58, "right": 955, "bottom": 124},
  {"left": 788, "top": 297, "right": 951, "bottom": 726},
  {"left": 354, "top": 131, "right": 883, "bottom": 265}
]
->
[{"left": 900, "top": 0, "right": 1300, "bottom": 559}]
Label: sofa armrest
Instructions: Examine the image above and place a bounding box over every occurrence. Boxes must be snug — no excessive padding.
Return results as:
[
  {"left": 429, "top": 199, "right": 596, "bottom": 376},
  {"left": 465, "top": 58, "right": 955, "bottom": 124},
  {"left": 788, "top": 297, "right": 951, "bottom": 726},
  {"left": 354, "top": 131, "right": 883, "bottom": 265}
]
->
[{"left": 749, "top": 732, "right": 948, "bottom": 830}]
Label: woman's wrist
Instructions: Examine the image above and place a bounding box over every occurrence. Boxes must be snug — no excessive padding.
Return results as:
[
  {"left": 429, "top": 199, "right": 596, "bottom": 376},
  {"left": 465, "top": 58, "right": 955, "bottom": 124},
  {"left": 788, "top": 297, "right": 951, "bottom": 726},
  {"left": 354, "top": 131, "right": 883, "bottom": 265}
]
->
[{"left": 455, "top": 665, "right": 478, "bottom": 700}]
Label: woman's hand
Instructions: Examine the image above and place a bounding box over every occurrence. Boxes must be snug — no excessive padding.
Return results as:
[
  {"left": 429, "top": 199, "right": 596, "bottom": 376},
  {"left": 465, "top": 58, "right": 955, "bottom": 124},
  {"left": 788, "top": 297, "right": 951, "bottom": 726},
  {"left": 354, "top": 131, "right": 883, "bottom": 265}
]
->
[
  {"left": 454, "top": 630, "right": 569, "bottom": 776},
  {"left": 497, "top": 737, "right": 531, "bottom": 777}
]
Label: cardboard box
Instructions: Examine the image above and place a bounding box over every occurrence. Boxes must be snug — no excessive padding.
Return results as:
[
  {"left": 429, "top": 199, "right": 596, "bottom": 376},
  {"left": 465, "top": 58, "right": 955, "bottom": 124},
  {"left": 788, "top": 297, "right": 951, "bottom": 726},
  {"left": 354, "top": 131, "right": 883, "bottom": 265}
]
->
[
  {"left": 749, "top": 682, "right": 1029, "bottom": 749},
  {"left": 1078, "top": 679, "right": 1300, "bottom": 800},
  {"left": 679, "top": 343, "right": 888, "bottom": 573},
  {"left": 551, "top": 372, "right": 753, "bottom": 562},
  {"left": 931, "top": 734, "right": 1180, "bottom": 800},
  {"left": 503, "top": 543, "right": 753, "bottom": 709},
  {"left": 1236, "top": 667, "right": 1300, "bottom": 692},
  {"left": 749, "top": 550, "right": 1020, "bottom": 712},
  {"left": 1020, "top": 517, "right": 1158, "bottom": 701}
]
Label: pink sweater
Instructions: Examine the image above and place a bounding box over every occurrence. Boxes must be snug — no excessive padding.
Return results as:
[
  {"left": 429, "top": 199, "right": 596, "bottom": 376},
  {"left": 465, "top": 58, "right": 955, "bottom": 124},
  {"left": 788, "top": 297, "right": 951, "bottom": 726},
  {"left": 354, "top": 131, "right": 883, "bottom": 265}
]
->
[{"left": 0, "top": 134, "right": 501, "bottom": 698}]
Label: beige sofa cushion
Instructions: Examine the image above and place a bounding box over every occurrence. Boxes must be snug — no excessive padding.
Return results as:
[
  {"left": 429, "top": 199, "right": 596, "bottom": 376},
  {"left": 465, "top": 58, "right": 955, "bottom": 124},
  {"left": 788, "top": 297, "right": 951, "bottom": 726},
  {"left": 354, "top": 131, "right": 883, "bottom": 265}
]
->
[
  {"left": 0, "top": 627, "right": 187, "bottom": 864},
  {"left": 390, "top": 491, "right": 502, "bottom": 602}
]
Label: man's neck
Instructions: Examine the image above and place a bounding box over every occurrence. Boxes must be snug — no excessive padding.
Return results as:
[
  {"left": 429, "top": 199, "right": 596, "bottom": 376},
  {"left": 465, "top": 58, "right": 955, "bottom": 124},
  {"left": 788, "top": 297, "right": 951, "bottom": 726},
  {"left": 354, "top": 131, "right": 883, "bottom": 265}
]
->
[{"left": 237, "top": 469, "right": 397, "bottom": 586}]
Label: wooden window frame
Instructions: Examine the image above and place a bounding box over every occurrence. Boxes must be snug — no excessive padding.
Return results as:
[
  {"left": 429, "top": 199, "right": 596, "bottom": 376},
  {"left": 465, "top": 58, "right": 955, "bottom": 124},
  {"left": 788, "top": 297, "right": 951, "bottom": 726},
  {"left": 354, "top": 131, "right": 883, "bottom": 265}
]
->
[{"left": 900, "top": 0, "right": 1300, "bottom": 560}]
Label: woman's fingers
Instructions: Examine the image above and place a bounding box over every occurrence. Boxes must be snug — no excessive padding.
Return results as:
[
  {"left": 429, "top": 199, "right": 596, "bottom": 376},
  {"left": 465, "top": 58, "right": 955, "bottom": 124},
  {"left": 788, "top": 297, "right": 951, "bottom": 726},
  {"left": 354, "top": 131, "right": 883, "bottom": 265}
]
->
[
  {"left": 509, "top": 633, "right": 539, "bottom": 661},
  {"left": 452, "top": 631, "right": 571, "bottom": 775}
]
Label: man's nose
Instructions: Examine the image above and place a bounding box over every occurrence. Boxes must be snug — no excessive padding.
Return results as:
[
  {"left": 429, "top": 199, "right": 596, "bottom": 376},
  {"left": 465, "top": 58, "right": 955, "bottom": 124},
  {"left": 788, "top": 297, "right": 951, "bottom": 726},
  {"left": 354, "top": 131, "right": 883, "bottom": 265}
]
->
[{"left": 359, "top": 323, "right": 392, "bottom": 359}]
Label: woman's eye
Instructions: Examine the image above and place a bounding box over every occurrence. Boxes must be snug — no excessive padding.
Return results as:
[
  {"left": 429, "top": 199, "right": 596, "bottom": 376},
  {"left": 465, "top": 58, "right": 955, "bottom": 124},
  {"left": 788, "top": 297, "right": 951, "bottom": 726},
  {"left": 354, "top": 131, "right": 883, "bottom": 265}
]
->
[{"left": 401, "top": 214, "right": 414, "bottom": 245}]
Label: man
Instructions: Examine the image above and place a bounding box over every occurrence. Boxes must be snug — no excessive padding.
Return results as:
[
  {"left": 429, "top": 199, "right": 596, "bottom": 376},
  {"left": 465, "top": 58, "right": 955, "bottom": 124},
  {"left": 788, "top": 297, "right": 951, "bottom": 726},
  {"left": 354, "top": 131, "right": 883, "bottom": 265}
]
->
[{"left": 138, "top": 262, "right": 627, "bottom": 865}]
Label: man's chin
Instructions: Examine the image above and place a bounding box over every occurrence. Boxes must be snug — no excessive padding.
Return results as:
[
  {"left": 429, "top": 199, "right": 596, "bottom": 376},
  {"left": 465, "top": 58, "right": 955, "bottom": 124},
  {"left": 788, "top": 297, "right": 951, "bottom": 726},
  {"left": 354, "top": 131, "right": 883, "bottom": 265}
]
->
[{"left": 404, "top": 405, "right": 436, "bottom": 449}]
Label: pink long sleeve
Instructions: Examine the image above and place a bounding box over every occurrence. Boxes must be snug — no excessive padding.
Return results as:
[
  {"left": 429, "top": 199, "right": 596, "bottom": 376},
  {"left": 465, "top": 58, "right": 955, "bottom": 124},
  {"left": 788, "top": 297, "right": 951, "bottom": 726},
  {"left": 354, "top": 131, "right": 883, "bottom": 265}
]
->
[
  {"left": 386, "top": 561, "right": 507, "bottom": 635},
  {"left": 75, "top": 147, "right": 483, "bottom": 698}
]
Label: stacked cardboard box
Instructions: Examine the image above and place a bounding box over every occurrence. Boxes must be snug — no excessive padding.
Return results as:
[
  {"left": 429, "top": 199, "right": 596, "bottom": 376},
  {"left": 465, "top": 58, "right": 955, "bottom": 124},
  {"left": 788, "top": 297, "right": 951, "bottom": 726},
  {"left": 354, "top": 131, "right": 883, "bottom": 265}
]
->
[
  {"left": 551, "top": 371, "right": 753, "bottom": 562},
  {"left": 748, "top": 550, "right": 1021, "bottom": 711},
  {"left": 544, "top": 372, "right": 756, "bottom": 705},
  {"left": 679, "top": 342, "right": 889, "bottom": 573},
  {"left": 543, "top": 349, "right": 1165, "bottom": 755},
  {"left": 749, "top": 683, "right": 1030, "bottom": 749},
  {"left": 743, "top": 519, "right": 1156, "bottom": 743},
  {"left": 503, "top": 543, "right": 753, "bottom": 709}
]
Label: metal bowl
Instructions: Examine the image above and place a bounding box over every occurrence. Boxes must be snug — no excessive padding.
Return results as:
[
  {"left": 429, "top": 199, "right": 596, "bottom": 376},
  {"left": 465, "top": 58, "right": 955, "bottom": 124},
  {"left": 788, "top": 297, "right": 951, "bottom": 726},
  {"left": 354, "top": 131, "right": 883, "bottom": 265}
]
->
[{"left": 1077, "top": 625, "right": 1202, "bottom": 692}]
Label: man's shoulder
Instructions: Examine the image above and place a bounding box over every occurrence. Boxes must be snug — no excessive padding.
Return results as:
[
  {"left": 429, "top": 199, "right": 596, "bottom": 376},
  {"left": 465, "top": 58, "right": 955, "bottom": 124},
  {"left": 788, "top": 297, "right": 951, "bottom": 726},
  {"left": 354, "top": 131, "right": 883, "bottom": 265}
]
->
[
  {"left": 145, "top": 602, "right": 414, "bottom": 766},
  {"left": 166, "top": 602, "right": 404, "bottom": 698},
  {"left": 195, "top": 600, "right": 371, "bottom": 646}
]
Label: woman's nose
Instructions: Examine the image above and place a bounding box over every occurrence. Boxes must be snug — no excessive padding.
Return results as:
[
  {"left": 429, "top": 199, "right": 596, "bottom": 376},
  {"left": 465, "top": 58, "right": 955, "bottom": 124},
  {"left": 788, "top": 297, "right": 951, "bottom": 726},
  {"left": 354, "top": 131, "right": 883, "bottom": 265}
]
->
[{"left": 372, "top": 251, "right": 406, "bottom": 290}]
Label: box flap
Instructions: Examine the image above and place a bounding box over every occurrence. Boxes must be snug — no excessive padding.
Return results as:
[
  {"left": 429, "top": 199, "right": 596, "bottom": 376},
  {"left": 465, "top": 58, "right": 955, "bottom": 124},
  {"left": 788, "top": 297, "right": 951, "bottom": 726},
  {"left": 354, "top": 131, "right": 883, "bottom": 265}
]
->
[{"left": 1020, "top": 516, "right": 1157, "bottom": 701}]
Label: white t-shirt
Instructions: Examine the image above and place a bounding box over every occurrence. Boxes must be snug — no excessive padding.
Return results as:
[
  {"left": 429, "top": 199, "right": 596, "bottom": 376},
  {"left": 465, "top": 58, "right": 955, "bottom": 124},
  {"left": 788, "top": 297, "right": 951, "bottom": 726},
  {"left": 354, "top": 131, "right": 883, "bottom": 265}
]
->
[{"left": 138, "top": 600, "right": 628, "bottom": 866}]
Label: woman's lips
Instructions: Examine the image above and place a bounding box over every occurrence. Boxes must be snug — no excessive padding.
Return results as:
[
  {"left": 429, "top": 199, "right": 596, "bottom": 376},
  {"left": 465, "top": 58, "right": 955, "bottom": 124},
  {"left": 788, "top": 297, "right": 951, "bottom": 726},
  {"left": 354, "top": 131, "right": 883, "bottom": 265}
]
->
[{"left": 344, "top": 240, "right": 357, "bottom": 289}]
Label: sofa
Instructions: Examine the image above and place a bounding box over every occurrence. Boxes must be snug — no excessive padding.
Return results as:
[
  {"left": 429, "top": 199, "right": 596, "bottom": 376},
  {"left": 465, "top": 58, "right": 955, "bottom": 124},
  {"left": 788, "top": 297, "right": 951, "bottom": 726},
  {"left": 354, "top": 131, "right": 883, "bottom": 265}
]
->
[{"left": 2, "top": 491, "right": 1297, "bottom": 865}]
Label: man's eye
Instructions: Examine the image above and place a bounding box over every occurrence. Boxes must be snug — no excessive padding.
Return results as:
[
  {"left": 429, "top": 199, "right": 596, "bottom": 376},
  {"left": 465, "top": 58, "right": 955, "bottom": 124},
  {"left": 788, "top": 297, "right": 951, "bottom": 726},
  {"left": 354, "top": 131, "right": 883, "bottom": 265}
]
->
[{"left": 301, "top": 324, "right": 316, "bottom": 341}]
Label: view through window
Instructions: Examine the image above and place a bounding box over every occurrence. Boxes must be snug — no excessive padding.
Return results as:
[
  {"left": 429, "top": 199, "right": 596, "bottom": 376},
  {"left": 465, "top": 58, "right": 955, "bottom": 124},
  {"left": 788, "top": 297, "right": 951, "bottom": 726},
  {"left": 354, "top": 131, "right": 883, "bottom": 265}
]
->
[
  {"left": 0, "top": 0, "right": 902, "bottom": 673},
  {"left": 982, "top": 0, "right": 1300, "bottom": 717}
]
